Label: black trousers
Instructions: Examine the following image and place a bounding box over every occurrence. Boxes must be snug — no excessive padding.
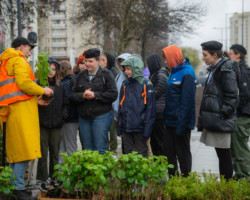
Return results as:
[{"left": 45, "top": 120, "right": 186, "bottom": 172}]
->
[
  {"left": 122, "top": 132, "right": 148, "bottom": 157},
  {"left": 215, "top": 148, "right": 233, "bottom": 180},
  {"left": 150, "top": 119, "right": 166, "bottom": 156},
  {"left": 163, "top": 126, "right": 192, "bottom": 177}
]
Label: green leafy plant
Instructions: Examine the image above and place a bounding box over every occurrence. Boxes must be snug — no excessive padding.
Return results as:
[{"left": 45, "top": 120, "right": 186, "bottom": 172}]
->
[
  {"left": 0, "top": 166, "right": 15, "bottom": 196},
  {"left": 35, "top": 52, "right": 50, "bottom": 88}
]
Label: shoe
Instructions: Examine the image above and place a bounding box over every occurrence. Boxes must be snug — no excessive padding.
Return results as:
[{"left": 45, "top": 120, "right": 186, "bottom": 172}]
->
[
  {"left": 40, "top": 182, "right": 49, "bottom": 193},
  {"left": 49, "top": 179, "right": 60, "bottom": 190},
  {"left": 12, "top": 190, "right": 34, "bottom": 200}
]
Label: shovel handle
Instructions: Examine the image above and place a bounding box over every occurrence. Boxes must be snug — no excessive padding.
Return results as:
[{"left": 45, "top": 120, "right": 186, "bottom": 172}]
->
[{"left": 0, "top": 104, "right": 10, "bottom": 122}]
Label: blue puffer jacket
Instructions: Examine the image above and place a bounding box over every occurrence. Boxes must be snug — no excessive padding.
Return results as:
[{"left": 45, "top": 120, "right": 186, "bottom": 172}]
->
[{"left": 164, "top": 58, "right": 196, "bottom": 135}]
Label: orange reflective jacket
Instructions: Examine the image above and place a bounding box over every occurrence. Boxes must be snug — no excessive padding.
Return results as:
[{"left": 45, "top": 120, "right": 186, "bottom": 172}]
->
[{"left": 0, "top": 57, "right": 36, "bottom": 105}]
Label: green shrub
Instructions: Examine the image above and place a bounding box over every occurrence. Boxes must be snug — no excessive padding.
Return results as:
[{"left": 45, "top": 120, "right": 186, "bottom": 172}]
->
[
  {"left": 0, "top": 166, "right": 15, "bottom": 195},
  {"left": 53, "top": 150, "right": 250, "bottom": 199}
]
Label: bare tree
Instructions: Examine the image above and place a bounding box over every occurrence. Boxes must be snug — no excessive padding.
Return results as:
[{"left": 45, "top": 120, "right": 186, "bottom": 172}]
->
[{"left": 73, "top": 0, "right": 206, "bottom": 58}]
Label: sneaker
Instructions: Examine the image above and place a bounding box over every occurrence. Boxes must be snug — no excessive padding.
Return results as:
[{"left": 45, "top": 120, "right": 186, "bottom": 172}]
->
[
  {"left": 40, "top": 182, "right": 49, "bottom": 193},
  {"left": 12, "top": 190, "right": 35, "bottom": 200},
  {"left": 49, "top": 179, "right": 60, "bottom": 190}
]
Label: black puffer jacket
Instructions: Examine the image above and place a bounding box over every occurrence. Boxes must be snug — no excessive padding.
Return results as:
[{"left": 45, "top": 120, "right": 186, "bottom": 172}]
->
[
  {"left": 147, "top": 53, "right": 169, "bottom": 119},
  {"left": 38, "top": 79, "right": 68, "bottom": 128},
  {"left": 70, "top": 66, "right": 118, "bottom": 118},
  {"left": 237, "top": 60, "right": 250, "bottom": 117},
  {"left": 198, "top": 57, "right": 239, "bottom": 133}
]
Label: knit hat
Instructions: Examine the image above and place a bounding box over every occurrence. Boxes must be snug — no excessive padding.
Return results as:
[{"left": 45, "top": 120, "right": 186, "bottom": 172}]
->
[
  {"left": 230, "top": 44, "right": 247, "bottom": 55},
  {"left": 76, "top": 54, "right": 85, "bottom": 64}
]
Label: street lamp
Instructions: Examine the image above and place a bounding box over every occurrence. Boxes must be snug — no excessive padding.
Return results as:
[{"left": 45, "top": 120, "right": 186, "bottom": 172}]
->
[
  {"left": 17, "top": 0, "right": 22, "bottom": 37},
  {"left": 213, "top": 27, "right": 224, "bottom": 46},
  {"left": 242, "top": 0, "right": 244, "bottom": 45},
  {"left": 225, "top": 13, "right": 234, "bottom": 51}
]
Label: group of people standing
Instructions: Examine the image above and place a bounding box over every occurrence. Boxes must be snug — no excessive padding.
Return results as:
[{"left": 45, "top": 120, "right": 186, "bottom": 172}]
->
[{"left": 0, "top": 36, "right": 250, "bottom": 200}]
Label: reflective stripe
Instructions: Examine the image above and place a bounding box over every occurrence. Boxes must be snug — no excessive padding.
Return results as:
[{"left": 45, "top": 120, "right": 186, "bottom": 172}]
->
[
  {"left": 0, "top": 91, "right": 28, "bottom": 102},
  {"left": 0, "top": 78, "right": 15, "bottom": 87}
]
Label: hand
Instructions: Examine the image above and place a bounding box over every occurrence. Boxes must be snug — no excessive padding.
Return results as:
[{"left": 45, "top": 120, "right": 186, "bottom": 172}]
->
[
  {"left": 83, "top": 88, "right": 95, "bottom": 99},
  {"left": 37, "top": 96, "right": 51, "bottom": 106},
  {"left": 44, "top": 88, "right": 53, "bottom": 96}
]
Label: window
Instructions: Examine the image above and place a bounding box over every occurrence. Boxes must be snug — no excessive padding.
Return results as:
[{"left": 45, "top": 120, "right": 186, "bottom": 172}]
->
[
  {"left": 72, "top": 29, "right": 75, "bottom": 34},
  {"left": 72, "top": 38, "right": 75, "bottom": 43}
]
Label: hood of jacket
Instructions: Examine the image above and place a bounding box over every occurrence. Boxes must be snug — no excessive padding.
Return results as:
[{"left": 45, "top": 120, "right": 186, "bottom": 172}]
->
[
  {"left": 0, "top": 48, "right": 24, "bottom": 62},
  {"left": 48, "top": 57, "right": 60, "bottom": 71},
  {"left": 147, "top": 53, "right": 163, "bottom": 75},
  {"left": 162, "top": 45, "right": 183, "bottom": 72},
  {"left": 121, "top": 56, "right": 145, "bottom": 84},
  {"left": 104, "top": 52, "right": 116, "bottom": 71}
]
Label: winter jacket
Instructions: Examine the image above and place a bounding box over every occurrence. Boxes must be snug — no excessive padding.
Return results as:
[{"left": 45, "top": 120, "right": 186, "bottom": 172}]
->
[
  {"left": 237, "top": 60, "right": 250, "bottom": 117},
  {"left": 60, "top": 76, "right": 78, "bottom": 123},
  {"left": 70, "top": 66, "right": 118, "bottom": 118},
  {"left": 197, "top": 57, "right": 239, "bottom": 133},
  {"left": 112, "top": 71, "right": 126, "bottom": 120},
  {"left": 147, "top": 53, "right": 169, "bottom": 119},
  {"left": 0, "top": 48, "right": 44, "bottom": 163},
  {"left": 112, "top": 53, "right": 131, "bottom": 120},
  {"left": 118, "top": 56, "right": 156, "bottom": 138},
  {"left": 164, "top": 58, "right": 196, "bottom": 135},
  {"left": 38, "top": 78, "right": 67, "bottom": 128}
]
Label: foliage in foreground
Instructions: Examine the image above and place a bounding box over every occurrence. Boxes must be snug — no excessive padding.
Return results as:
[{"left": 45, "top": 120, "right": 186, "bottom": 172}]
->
[
  {"left": 53, "top": 150, "right": 250, "bottom": 200},
  {"left": 0, "top": 166, "right": 15, "bottom": 195}
]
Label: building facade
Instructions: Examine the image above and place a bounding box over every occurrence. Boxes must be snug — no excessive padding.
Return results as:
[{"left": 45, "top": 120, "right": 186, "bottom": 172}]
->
[
  {"left": 230, "top": 12, "right": 250, "bottom": 66},
  {"left": 38, "top": 0, "right": 99, "bottom": 66}
]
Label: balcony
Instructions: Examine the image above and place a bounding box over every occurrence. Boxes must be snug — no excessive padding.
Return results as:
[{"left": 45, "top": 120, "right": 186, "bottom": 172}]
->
[
  {"left": 51, "top": 51, "right": 67, "bottom": 57},
  {"left": 51, "top": 33, "right": 67, "bottom": 38},
  {"left": 50, "top": 14, "right": 66, "bottom": 20},
  {"left": 51, "top": 42, "right": 67, "bottom": 47},
  {"left": 51, "top": 24, "right": 67, "bottom": 29},
  {"left": 60, "top": 5, "right": 66, "bottom": 10}
]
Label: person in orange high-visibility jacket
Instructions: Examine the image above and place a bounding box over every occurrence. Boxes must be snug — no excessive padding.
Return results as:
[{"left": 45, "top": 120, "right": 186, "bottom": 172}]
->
[{"left": 0, "top": 37, "right": 53, "bottom": 200}]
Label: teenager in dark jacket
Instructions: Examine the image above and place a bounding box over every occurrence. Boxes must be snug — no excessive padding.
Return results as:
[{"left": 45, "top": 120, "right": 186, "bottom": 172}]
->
[
  {"left": 59, "top": 61, "right": 79, "bottom": 163},
  {"left": 147, "top": 53, "right": 169, "bottom": 156},
  {"left": 229, "top": 44, "right": 250, "bottom": 180},
  {"left": 70, "top": 48, "right": 118, "bottom": 155},
  {"left": 37, "top": 57, "right": 67, "bottom": 192},
  {"left": 100, "top": 52, "right": 120, "bottom": 78},
  {"left": 100, "top": 52, "right": 120, "bottom": 152},
  {"left": 198, "top": 41, "right": 239, "bottom": 180},
  {"left": 118, "top": 56, "right": 156, "bottom": 156},
  {"left": 162, "top": 45, "right": 196, "bottom": 177}
]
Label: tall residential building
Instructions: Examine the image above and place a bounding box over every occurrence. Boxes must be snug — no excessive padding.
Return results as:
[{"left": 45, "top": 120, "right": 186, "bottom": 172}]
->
[
  {"left": 38, "top": 0, "right": 100, "bottom": 65},
  {"left": 230, "top": 12, "right": 250, "bottom": 66}
]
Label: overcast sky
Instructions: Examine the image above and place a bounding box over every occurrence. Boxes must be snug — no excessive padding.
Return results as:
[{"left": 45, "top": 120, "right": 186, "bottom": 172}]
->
[{"left": 168, "top": 0, "right": 250, "bottom": 51}]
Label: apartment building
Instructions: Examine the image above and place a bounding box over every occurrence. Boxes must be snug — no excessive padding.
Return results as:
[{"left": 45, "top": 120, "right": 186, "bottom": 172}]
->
[
  {"left": 230, "top": 12, "right": 250, "bottom": 66},
  {"left": 38, "top": 0, "right": 98, "bottom": 65}
]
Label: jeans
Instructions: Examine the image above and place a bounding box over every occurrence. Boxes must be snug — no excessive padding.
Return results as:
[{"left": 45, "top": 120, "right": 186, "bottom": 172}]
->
[
  {"left": 9, "top": 161, "right": 29, "bottom": 190},
  {"left": 79, "top": 110, "right": 113, "bottom": 154}
]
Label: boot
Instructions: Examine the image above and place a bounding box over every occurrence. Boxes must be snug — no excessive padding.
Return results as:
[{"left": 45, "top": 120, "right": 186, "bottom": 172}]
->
[{"left": 12, "top": 190, "right": 34, "bottom": 200}]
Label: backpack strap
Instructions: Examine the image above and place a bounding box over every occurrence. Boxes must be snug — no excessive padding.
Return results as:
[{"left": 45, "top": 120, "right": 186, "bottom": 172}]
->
[{"left": 142, "top": 79, "right": 148, "bottom": 105}]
